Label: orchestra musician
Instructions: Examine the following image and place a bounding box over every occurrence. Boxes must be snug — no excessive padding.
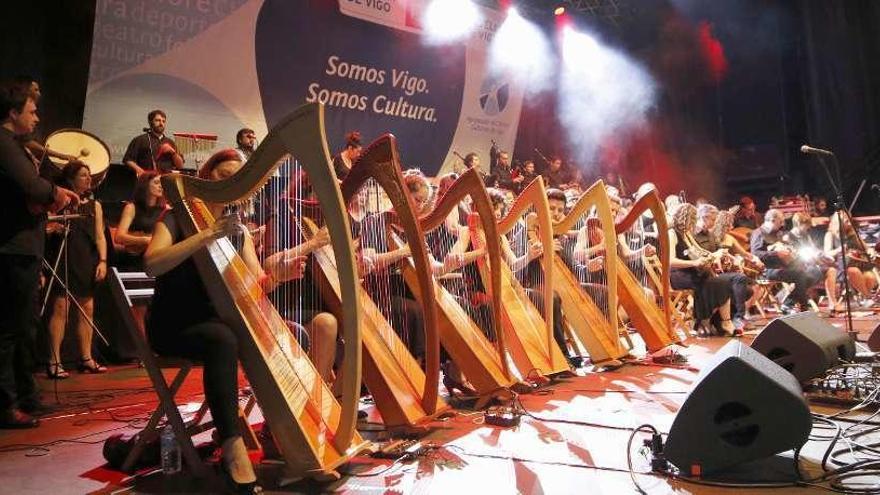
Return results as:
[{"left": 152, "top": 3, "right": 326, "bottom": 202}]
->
[
  {"left": 12, "top": 76, "right": 76, "bottom": 167},
  {"left": 750, "top": 209, "right": 823, "bottom": 313},
  {"left": 543, "top": 156, "right": 574, "bottom": 189},
  {"left": 144, "top": 150, "right": 306, "bottom": 493},
  {"left": 669, "top": 203, "right": 736, "bottom": 336},
  {"left": 824, "top": 213, "right": 878, "bottom": 309},
  {"left": 1, "top": 80, "right": 79, "bottom": 429},
  {"left": 331, "top": 130, "right": 362, "bottom": 181},
  {"left": 122, "top": 109, "right": 184, "bottom": 176},
  {"left": 733, "top": 196, "right": 760, "bottom": 229},
  {"left": 45, "top": 162, "right": 108, "bottom": 379},
  {"left": 234, "top": 127, "right": 257, "bottom": 161},
  {"left": 114, "top": 172, "right": 167, "bottom": 268},
  {"left": 488, "top": 143, "right": 522, "bottom": 191},
  {"left": 694, "top": 204, "right": 755, "bottom": 330}
]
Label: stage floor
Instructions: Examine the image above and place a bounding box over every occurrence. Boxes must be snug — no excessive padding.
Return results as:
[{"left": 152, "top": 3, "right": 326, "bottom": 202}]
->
[{"left": 1, "top": 310, "right": 878, "bottom": 494}]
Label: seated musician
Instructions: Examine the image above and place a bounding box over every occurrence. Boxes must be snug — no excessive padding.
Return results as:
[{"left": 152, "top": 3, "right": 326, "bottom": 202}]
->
[
  {"left": 262, "top": 167, "right": 340, "bottom": 382},
  {"left": 750, "top": 209, "right": 823, "bottom": 313},
  {"left": 733, "top": 196, "right": 760, "bottom": 229},
  {"left": 543, "top": 156, "right": 574, "bottom": 189},
  {"left": 694, "top": 204, "right": 755, "bottom": 330},
  {"left": 144, "top": 150, "right": 306, "bottom": 493},
  {"left": 517, "top": 160, "right": 538, "bottom": 194},
  {"left": 115, "top": 172, "right": 167, "bottom": 270},
  {"left": 669, "top": 203, "right": 736, "bottom": 336},
  {"left": 824, "top": 213, "right": 878, "bottom": 309}
]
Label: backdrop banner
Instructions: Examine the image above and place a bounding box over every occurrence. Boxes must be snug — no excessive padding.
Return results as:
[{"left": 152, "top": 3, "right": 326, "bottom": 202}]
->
[{"left": 83, "top": 0, "right": 525, "bottom": 175}]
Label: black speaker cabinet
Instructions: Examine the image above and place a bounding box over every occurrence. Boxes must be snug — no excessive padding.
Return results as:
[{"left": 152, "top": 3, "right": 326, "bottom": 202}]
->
[
  {"left": 750, "top": 311, "right": 855, "bottom": 383},
  {"left": 867, "top": 323, "right": 880, "bottom": 352},
  {"left": 665, "top": 340, "right": 810, "bottom": 476}
]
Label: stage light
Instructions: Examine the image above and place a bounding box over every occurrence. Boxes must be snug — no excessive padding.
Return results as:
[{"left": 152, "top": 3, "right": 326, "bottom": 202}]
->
[
  {"left": 422, "top": 0, "right": 482, "bottom": 44},
  {"left": 554, "top": 6, "right": 566, "bottom": 16},
  {"left": 558, "top": 25, "right": 656, "bottom": 168},
  {"left": 488, "top": 6, "right": 553, "bottom": 92}
]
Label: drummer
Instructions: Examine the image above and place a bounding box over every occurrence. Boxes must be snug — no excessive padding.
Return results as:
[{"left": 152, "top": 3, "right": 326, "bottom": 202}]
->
[{"left": 122, "top": 109, "right": 184, "bottom": 176}]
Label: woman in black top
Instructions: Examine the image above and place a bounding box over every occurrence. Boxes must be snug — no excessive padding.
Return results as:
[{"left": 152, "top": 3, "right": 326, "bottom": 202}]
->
[
  {"left": 115, "top": 171, "right": 166, "bottom": 268},
  {"left": 145, "top": 149, "right": 304, "bottom": 493},
  {"left": 46, "top": 161, "right": 108, "bottom": 378},
  {"left": 668, "top": 203, "right": 735, "bottom": 336}
]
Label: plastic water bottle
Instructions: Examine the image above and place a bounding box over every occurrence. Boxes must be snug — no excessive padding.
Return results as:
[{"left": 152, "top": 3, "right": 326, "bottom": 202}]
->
[{"left": 160, "top": 424, "right": 182, "bottom": 475}]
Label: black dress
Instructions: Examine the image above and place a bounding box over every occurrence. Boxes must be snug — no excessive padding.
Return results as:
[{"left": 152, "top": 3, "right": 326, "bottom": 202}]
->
[
  {"left": 669, "top": 231, "right": 731, "bottom": 320},
  {"left": 118, "top": 202, "right": 165, "bottom": 271},
  {"left": 48, "top": 199, "right": 99, "bottom": 298}
]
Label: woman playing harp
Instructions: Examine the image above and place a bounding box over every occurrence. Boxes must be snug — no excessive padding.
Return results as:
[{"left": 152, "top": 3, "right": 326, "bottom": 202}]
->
[{"left": 144, "top": 150, "right": 308, "bottom": 493}]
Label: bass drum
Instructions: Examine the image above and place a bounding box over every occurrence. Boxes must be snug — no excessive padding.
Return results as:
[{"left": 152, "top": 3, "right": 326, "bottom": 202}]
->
[{"left": 45, "top": 129, "right": 112, "bottom": 187}]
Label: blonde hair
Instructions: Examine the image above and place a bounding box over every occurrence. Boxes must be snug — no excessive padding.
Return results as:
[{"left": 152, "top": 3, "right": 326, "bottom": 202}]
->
[{"left": 672, "top": 203, "right": 697, "bottom": 234}]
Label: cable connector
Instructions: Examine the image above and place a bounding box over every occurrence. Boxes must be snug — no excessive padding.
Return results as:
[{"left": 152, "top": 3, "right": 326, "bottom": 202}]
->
[{"left": 644, "top": 433, "right": 669, "bottom": 472}]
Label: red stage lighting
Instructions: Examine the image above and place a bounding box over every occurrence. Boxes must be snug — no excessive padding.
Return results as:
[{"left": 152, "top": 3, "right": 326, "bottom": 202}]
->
[{"left": 554, "top": 6, "right": 566, "bottom": 16}]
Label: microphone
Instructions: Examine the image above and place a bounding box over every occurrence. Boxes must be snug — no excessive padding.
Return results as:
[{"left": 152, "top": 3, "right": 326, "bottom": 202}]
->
[
  {"left": 800, "top": 144, "right": 834, "bottom": 156},
  {"left": 142, "top": 127, "right": 151, "bottom": 133},
  {"left": 871, "top": 184, "right": 880, "bottom": 192},
  {"left": 452, "top": 150, "right": 465, "bottom": 161}
]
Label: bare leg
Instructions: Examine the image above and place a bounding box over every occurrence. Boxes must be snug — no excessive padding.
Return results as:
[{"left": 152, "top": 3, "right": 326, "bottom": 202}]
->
[
  {"left": 825, "top": 268, "right": 839, "bottom": 309},
  {"left": 76, "top": 297, "right": 95, "bottom": 361},
  {"left": 48, "top": 296, "right": 69, "bottom": 369},
  {"left": 305, "top": 312, "right": 337, "bottom": 383}
]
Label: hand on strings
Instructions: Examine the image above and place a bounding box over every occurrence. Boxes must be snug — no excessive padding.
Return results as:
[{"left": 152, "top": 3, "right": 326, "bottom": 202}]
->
[
  {"left": 643, "top": 244, "right": 657, "bottom": 257},
  {"left": 311, "top": 227, "right": 331, "bottom": 249},
  {"left": 552, "top": 238, "right": 564, "bottom": 253},
  {"left": 50, "top": 186, "right": 80, "bottom": 213},
  {"left": 95, "top": 260, "right": 107, "bottom": 282},
  {"left": 444, "top": 252, "right": 465, "bottom": 272},
  {"left": 587, "top": 256, "right": 604, "bottom": 272},
  {"left": 273, "top": 255, "right": 308, "bottom": 283},
  {"left": 358, "top": 248, "right": 377, "bottom": 275},
  {"left": 208, "top": 214, "right": 242, "bottom": 241},
  {"left": 527, "top": 240, "right": 543, "bottom": 260}
]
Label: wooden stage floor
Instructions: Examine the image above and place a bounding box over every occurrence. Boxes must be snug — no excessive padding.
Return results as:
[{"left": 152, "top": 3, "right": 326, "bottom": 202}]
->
[{"left": 1, "top": 310, "right": 878, "bottom": 494}]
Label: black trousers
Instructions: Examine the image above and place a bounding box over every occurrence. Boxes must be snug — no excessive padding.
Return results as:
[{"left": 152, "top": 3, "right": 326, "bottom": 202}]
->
[
  {"left": 526, "top": 290, "right": 571, "bottom": 358},
  {"left": 764, "top": 266, "right": 823, "bottom": 306},
  {"left": 716, "top": 273, "right": 754, "bottom": 318},
  {"left": 0, "top": 254, "right": 40, "bottom": 411},
  {"left": 149, "top": 319, "right": 240, "bottom": 441}
]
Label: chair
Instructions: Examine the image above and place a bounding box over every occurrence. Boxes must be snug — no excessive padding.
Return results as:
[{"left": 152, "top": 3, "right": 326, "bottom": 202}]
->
[{"left": 107, "top": 268, "right": 258, "bottom": 475}]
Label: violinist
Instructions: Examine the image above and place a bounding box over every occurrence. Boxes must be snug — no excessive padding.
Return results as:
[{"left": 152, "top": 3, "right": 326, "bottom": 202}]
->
[
  {"left": 488, "top": 144, "right": 521, "bottom": 192},
  {"left": 824, "top": 213, "right": 877, "bottom": 309},
  {"left": 122, "top": 109, "right": 184, "bottom": 176},
  {"left": 750, "top": 209, "right": 823, "bottom": 313}
]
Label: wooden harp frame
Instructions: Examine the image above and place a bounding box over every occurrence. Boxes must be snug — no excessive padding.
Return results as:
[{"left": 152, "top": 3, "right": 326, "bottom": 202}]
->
[
  {"left": 414, "top": 168, "right": 516, "bottom": 399},
  {"left": 492, "top": 176, "right": 569, "bottom": 377},
  {"left": 340, "top": 134, "right": 445, "bottom": 425},
  {"left": 552, "top": 180, "right": 627, "bottom": 365},
  {"left": 161, "top": 103, "right": 366, "bottom": 481},
  {"left": 614, "top": 189, "right": 680, "bottom": 351}
]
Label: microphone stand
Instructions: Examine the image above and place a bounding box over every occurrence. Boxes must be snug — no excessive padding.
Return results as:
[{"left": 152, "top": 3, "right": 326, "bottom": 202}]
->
[{"left": 809, "top": 150, "right": 854, "bottom": 335}]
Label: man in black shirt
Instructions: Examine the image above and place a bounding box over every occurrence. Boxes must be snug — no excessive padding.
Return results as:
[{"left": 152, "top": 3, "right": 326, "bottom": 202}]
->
[
  {"left": 122, "top": 109, "right": 184, "bottom": 176},
  {"left": 488, "top": 144, "right": 522, "bottom": 192},
  {"left": 0, "top": 81, "right": 79, "bottom": 429},
  {"left": 543, "top": 157, "right": 573, "bottom": 189},
  {"left": 235, "top": 127, "right": 256, "bottom": 161}
]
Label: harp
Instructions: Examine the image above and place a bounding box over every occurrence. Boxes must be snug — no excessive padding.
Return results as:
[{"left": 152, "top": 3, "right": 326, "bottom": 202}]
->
[
  {"left": 402, "top": 169, "right": 518, "bottom": 404},
  {"left": 160, "top": 103, "right": 368, "bottom": 481},
  {"left": 473, "top": 177, "right": 569, "bottom": 382},
  {"left": 614, "top": 189, "right": 680, "bottom": 351},
  {"left": 552, "top": 180, "right": 627, "bottom": 366},
  {"left": 338, "top": 134, "right": 447, "bottom": 428}
]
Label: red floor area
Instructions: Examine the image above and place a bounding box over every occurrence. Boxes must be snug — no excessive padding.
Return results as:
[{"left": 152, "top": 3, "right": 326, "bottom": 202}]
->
[{"left": 1, "top": 310, "right": 878, "bottom": 494}]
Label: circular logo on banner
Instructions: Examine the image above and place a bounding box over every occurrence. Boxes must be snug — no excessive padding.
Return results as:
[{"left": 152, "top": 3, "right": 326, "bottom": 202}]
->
[
  {"left": 256, "top": 0, "right": 467, "bottom": 174},
  {"left": 478, "top": 77, "right": 510, "bottom": 117}
]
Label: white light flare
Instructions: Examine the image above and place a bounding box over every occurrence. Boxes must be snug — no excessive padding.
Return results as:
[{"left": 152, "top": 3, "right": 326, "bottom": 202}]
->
[
  {"left": 559, "top": 25, "right": 656, "bottom": 168},
  {"left": 422, "top": 0, "right": 482, "bottom": 45},
  {"left": 488, "top": 7, "right": 554, "bottom": 93}
]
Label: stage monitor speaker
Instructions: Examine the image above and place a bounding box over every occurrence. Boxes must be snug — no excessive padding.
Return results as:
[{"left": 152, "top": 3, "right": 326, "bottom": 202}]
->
[
  {"left": 866, "top": 323, "right": 880, "bottom": 352},
  {"left": 750, "top": 311, "right": 855, "bottom": 383},
  {"left": 664, "top": 340, "right": 810, "bottom": 476}
]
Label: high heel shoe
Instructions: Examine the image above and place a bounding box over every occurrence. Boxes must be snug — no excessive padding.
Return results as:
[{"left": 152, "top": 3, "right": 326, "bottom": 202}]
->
[
  {"left": 713, "top": 319, "right": 738, "bottom": 337},
  {"left": 692, "top": 319, "right": 711, "bottom": 337},
  {"left": 77, "top": 357, "right": 107, "bottom": 374},
  {"left": 442, "top": 375, "right": 478, "bottom": 398},
  {"left": 47, "top": 362, "right": 70, "bottom": 380},
  {"left": 219, "top": 461, "right": 262, "bottom": 494}
]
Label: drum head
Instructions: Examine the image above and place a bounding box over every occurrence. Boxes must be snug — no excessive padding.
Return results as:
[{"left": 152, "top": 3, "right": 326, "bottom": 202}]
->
[{"left": 45, "top": 129, "right": 111, "bottom": 181}]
